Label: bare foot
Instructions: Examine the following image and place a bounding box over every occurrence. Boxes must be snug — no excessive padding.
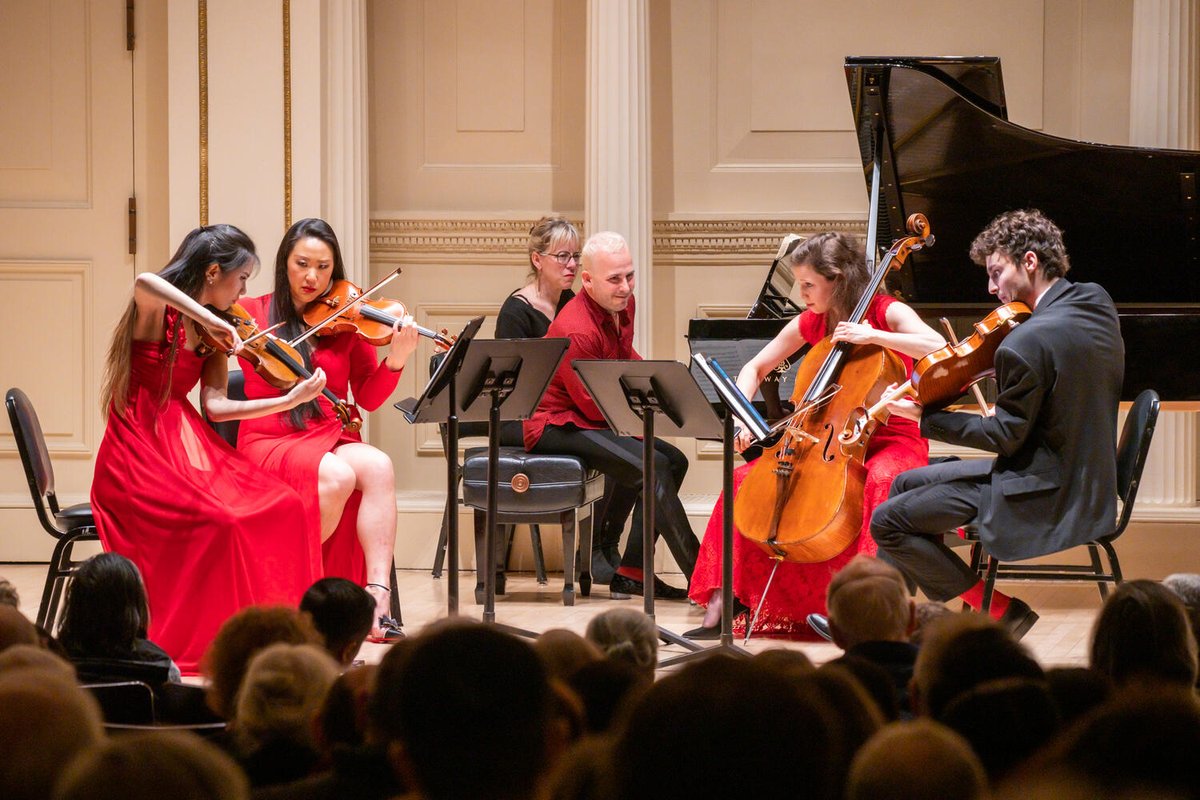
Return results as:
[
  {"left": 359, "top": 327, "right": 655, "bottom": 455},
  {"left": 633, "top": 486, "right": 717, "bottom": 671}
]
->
[{"left": 702, "top": 590, "right": 722, "bottom": 628}]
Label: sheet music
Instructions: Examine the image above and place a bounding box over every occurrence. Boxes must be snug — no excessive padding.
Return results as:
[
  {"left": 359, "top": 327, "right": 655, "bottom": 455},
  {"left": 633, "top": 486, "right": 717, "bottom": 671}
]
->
[{"left": 687, "top": 338, "right": 799, "bottom": 403}]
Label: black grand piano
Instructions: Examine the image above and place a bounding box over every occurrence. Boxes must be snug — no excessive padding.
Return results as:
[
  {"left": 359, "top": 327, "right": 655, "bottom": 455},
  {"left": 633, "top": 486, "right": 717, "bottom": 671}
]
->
[{"left": 690, "top": 55, "right": 1200, "bottom": 405}]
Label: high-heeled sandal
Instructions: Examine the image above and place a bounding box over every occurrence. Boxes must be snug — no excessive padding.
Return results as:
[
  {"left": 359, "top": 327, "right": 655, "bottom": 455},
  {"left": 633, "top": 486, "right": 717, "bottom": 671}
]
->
[{"left": 364, "top": 583, "right": 406, "bottom": 644}]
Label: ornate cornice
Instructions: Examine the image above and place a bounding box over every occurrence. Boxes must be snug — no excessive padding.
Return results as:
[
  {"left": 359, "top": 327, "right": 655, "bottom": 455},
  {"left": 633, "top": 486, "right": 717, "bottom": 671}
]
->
[{"left": 369, "top": 217, "right": 866, "bottom": 265}]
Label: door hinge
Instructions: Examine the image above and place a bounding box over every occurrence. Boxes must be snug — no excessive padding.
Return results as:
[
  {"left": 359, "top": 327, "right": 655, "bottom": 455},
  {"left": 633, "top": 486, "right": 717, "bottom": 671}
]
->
[
  {"left": 126, "top": 0, "right": 135, "bottom": 51},
  {"left": 128, "top": 196, "right": 137, "bottom": 255}
]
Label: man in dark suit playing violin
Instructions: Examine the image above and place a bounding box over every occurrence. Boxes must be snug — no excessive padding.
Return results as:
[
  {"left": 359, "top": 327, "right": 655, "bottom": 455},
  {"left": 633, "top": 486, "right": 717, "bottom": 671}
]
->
[{"left": 867, "top": 208, "right": 1124, "bottom": 639}]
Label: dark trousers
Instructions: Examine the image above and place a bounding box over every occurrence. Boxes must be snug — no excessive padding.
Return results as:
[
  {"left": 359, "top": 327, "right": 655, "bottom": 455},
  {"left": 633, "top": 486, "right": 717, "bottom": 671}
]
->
[
  {"left": 531, "top": 424, "right": 699, "bottom": 579},
  {"left": 870, "top": 458, "right": 991, "bottom": 601}
]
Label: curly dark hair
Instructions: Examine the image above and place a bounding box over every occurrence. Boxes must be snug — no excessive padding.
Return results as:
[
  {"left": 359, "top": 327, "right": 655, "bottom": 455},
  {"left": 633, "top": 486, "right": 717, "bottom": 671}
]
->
[{"left": 969, "top": 209, "right": 1071, "bottom": 279}]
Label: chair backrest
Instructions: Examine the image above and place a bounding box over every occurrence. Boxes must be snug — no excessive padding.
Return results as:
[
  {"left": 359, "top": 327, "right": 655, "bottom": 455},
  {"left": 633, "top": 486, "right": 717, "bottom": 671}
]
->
[
  {"left": 6, "top": 387, "right": 62, "bottom": 529},
  {"left": 206, "top": 369, "right": 245, "bottom": 447},
  {"left": 1113, "top": 389, "right": 1160, "bottom": 536},
  {"left": 82, "top": 680, "right": 157, "bottom": 724}
]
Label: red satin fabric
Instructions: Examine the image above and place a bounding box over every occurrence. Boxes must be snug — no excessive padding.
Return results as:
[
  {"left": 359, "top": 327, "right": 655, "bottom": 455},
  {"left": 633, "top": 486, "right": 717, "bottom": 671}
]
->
[
  {"left": 92, "top": 310, "right": 319, "bottom": 674},
  {"left": 687, "top": 295, "right": 929, "bottom": 636},
  {"left": 235, "top": 295, "right": 402, "bottom": 586}
]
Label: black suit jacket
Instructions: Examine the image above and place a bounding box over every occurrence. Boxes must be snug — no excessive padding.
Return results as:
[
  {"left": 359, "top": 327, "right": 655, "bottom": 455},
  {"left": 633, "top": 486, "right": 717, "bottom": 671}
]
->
[{"left": 920, "top": 280, "right": 1124, "bottom": 561}]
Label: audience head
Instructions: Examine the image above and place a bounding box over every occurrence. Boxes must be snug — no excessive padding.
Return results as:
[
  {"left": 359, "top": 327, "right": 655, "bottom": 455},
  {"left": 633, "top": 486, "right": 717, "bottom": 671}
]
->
[
  {"left": 1025, "top": 687, "right": 1200, "bottom": 799},
  {"left": 1044, "top": 667, "right": 1112, "bottom": 725},
  {"left": 566, "top": 656, "right": 650, "bottom": 734},
  {"left": 752, "top": 646, "right": 816, "bottom": 679},
  {"left": 0, "top": 577, "right": 19, "bottom": 607},
  {"left": 1163, "top": 573, "right": 1200, "bottom": 674},
  {"left": 300, "top": 577, "right": 375, "bottom": 666},
  {"left": 533, "top": 627, "right": 603, "bottom": 681},
  {"left": 372, "top": 623, "right": 555, "bottom": 800},
  {"left": 52, "top": 730, "right": 249, "bottom": 800},
  {"left": 526, "top": 214, "right": 581, "bottom": 282},
  {"left": 611, "top": 654, "right": 840, "bottom": 800},
  {"left": 57, "top": 552, "right": 150, "bottom": 658},
  {"left": 585, "top": 607, "right": 658, "bottom": 680},
  {"left": 203, "top": 605, "right": 319, "bottom": 719},
  {"left": 317, "top": 663, "right": 377, "bottom": 752},
  {"left": 826, "top": 555, "right": 914, "bottom": 648},
  {"left": 913, "top": 613, "right": 1043, "bottom": 718},
  {"left": 0, "top": 604, "right": 40, "bottom": 654},
  {"left": 797, "top": 665, "right": 887, "bottom": 795},
  {"left": 847, "top": 719, "right": 987, "bottom": 800},
  {"left": 940, "top": 677, "right": 1061, "bottom": 784},
  {"left": 0, "top": 643, "right": 76, "bottom": 680},
  {"left": 233, "top": 642, "right": 340, "bottom": 758},
  {"left": 827, "top": 654, "right": 903, "bottom": 721},
  {"left": 580, "top": 231, "right": 634, "bottom": 314},
  {"left": 0, "top": 668, "right": 104, "bottom": 800},
  {"left": 1090, "top": 578, "right": 1198, "bottom": 690}
]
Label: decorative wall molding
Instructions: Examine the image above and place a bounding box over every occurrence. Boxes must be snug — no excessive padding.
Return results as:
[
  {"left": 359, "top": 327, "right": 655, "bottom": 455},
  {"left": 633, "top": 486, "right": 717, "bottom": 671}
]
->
[{"left": 369, "top": 217, "right": 865, "bottom": 264}]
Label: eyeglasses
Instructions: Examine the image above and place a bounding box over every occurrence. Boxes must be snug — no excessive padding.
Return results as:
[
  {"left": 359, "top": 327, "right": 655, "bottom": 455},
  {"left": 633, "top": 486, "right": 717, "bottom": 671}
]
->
[{"left": 540, "top": 251, "right": 582, "bottom": 265}]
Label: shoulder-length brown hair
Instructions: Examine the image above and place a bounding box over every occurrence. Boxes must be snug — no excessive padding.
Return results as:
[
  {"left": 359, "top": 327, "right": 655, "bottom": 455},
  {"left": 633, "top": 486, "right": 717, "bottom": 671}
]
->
[{"left": 786, "top": 232, "right": 878, "bottom": 329}]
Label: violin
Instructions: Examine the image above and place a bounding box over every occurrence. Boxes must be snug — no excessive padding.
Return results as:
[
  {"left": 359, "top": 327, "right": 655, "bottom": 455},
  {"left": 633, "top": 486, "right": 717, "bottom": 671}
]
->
[
  {"left": 301, "top": 279, "right": 455, "bottom": 349},
  {"left": 838, "top": 301, "right": 1032, "bottom": 447},
  {"left": 733, "top": 214, "right": 934, "bottom": 564},
  {"left": 196, "top": 304, "right": 362, "bottom": 432}
]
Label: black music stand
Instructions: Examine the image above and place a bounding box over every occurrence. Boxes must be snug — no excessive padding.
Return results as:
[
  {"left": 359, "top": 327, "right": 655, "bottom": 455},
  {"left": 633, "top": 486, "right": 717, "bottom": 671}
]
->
[
  {"left": 395, "top": 317, "right": 485, "bottom": 616},
  {"left": 574, "top": 360, "right": 733, "bottom": 663},
  {"left": 398, "top": 336, "right": 568, "bottom": 636}
]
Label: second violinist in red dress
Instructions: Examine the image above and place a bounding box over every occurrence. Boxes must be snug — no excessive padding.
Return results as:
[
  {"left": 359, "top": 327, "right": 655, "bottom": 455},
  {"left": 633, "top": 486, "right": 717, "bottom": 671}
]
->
[{"left": 237, "top": 218, "right": 419, "bottom": 641}]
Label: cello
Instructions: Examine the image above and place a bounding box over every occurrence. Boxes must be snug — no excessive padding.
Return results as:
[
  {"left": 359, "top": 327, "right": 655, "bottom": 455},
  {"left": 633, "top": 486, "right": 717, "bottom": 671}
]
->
[{"left": 733, "top": 214, "right": 934, "bottom": 563}]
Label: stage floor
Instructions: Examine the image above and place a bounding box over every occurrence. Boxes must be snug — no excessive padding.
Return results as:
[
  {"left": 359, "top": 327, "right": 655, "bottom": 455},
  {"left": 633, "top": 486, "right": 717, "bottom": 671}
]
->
[{"left": 1, "top": 564, "right": 1101, "bottom": 670}]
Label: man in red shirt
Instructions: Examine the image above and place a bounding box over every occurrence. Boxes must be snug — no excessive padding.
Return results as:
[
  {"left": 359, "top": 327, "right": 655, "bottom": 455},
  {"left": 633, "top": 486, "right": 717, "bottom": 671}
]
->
[{"left": 524, "top": 231, "right": 699, "bottom": 599}]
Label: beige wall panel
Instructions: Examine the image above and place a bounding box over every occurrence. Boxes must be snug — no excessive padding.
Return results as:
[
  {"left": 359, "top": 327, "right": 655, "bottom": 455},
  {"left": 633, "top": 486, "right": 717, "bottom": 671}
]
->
[
  {"left": 0, "top": 0, "right": 88, "bottom": 206},
  {"left": 370, "top": 0, "right": 586, "bottom": 213},
  {"left": 206, "top": 0, "right": 287, "bottom": 258}
]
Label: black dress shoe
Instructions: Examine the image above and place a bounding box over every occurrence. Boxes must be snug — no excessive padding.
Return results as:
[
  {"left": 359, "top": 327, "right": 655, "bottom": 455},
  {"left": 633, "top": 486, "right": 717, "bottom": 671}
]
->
[
  {"left": 806, "top": 613, "right": 833, "bottom": 642},
  {"left": 683, "top": 598, "right": 752, "bottom": 640},
  {"left": 609, "top": 573, "right": 690, "bottom": 600},
  {"left": 998, "top": 597, "right": 1039, "bottom": 640}
]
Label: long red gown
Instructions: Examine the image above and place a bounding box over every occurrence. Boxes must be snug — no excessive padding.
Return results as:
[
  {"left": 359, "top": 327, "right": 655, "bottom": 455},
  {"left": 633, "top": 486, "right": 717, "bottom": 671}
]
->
[
  {"left": 235, "top": 294, "right": 401, "bottom": 585},
  {"left": 687, "top": 294, "right": 929, "bottom": 636},
  {"left": 92, "top": 309, "right": 320, "bottom": 675}
]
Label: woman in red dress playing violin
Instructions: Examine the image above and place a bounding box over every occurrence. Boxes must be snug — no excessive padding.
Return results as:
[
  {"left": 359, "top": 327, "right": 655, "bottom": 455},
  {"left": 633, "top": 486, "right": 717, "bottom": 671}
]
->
[
  {"left": 236, "top": 218, "right": 419, "bottom": 642},
  {"left": 686, "top": 232, "right": 944, "bottom": 638},
  {"left": 93, "top": 224, "right": 328, "bottom": 674}
]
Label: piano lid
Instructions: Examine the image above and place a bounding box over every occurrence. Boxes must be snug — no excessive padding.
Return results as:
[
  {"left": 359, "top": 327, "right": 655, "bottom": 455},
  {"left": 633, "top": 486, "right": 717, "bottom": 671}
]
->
[{"left": 845, "top": 56, "right": 1200, "bottom": 306}]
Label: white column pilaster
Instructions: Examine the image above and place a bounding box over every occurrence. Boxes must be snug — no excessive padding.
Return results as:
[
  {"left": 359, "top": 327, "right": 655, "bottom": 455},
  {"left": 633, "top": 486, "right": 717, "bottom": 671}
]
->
[
  {"left": 1129, "top": 0, "right": 1200, "bottom": 514},
  {"left": 586, "top": 0, "right": 652, "bottom": 353},
  {"left": 323, "top": 0, "right": 370, "bottom": 285}
]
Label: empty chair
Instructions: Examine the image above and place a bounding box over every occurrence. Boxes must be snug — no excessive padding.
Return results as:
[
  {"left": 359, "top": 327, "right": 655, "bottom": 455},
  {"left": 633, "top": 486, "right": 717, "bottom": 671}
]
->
[{"left": 5, "top": 387, "right": 100, "bottom": 631}]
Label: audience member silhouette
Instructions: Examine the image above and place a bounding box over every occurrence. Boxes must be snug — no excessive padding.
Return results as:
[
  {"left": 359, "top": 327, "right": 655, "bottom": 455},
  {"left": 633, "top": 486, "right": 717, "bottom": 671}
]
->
[
  {"left": 912, "top": 613, "right": 1044, "bottom": 719},
  {"left": 52, "top": 730, "right": 249, "bottom": 800},
  {"left": 203, "top": 605, "right": 319, "bottom": 720},
  {"left": 533, "top": 628, "right": 603, "bottom": 681},
  {"left": 1043, "top": 666, "right": 1112, "bottom": 725},
  {"left": 0, "top": 668, "right": 104, "bottom": 800},
  {"left": 1089, "top": 578, "right": 1199, "bottom": 691},
  {"left": 585, "top": 608, "right": 658, "bottom": 681},
  {"left": 940, "top": 676, "right": 1061, "bottom": 784},
  {"left": 847, "top": 719, "right": 986, "bottom": 800},
  {"left": 57, "top": 552, "right": 180, "bottom": 683},
  {"left": 371, "top": 623, "right": 559, "bottom": 800},
  {"left": 233, "top": 643, "right": 340, "bottom": 788},
  {"left": 299, "top": 578, "right": 375, "bottom": 667}
]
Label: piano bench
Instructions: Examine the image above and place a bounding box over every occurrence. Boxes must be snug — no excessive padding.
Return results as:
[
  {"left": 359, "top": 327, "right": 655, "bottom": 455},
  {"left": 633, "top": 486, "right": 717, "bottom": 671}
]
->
[{"left": 461, "top": 447, "right": 605, "bottom": 606}]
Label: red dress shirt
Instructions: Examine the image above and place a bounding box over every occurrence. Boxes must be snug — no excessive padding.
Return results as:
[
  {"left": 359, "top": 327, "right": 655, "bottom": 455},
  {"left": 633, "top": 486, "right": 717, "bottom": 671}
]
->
[{"left": 523, "top": 291, "right": 639, "bottom": 449}]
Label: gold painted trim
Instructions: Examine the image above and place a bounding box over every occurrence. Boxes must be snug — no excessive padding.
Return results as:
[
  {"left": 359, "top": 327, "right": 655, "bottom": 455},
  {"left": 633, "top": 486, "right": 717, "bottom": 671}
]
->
[
  {"left": 368, "top": 218, "right": 865, "bottom": 263},
  {"left": 198, "top": 0, "right": 209, "bottom": 226},
  {"left": 283, "top": 0, "right": 292, "bottom": 227}
]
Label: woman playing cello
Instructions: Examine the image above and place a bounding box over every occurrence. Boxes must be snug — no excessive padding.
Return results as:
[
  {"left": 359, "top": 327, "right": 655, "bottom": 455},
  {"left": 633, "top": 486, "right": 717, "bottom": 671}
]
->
[
  {"left": 685, "top": 232, "right": 944, "bottom": 638},
  {"left": 236, "top": 218, "right": 418, "bottom": 642},
  {"left": 93, "top": 224, "right": 327, "bottom": 674}
]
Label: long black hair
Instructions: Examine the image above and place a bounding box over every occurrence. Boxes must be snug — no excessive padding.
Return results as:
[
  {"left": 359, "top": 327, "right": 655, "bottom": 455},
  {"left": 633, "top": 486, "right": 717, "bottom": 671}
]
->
[
  {"left": 58, "top": 552, "right": 151, "bottom": 658},
  {"left": 101, "top": 224, "right": 258, "bottom": 417},
  {"left": 268, "top": 218, "right": 348, "bottom": 429}
]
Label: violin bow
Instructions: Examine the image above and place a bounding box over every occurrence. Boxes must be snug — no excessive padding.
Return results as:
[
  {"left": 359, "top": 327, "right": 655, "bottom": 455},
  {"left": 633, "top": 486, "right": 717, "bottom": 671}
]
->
[
  {"left": 240, "top": 320, "right": 287, "bottom": 347},
  {"left": 289, "top": 267, "right": 404, "bottom": 347}
]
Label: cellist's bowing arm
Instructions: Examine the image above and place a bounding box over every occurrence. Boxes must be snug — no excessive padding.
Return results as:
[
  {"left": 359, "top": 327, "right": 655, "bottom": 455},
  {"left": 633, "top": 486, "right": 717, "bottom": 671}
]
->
[
  {"left": 731, "top": 321, "right": 808, "bottom": 452},
  {"left": 830, "top": 301, "right": 944, "bottom": 359}
]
